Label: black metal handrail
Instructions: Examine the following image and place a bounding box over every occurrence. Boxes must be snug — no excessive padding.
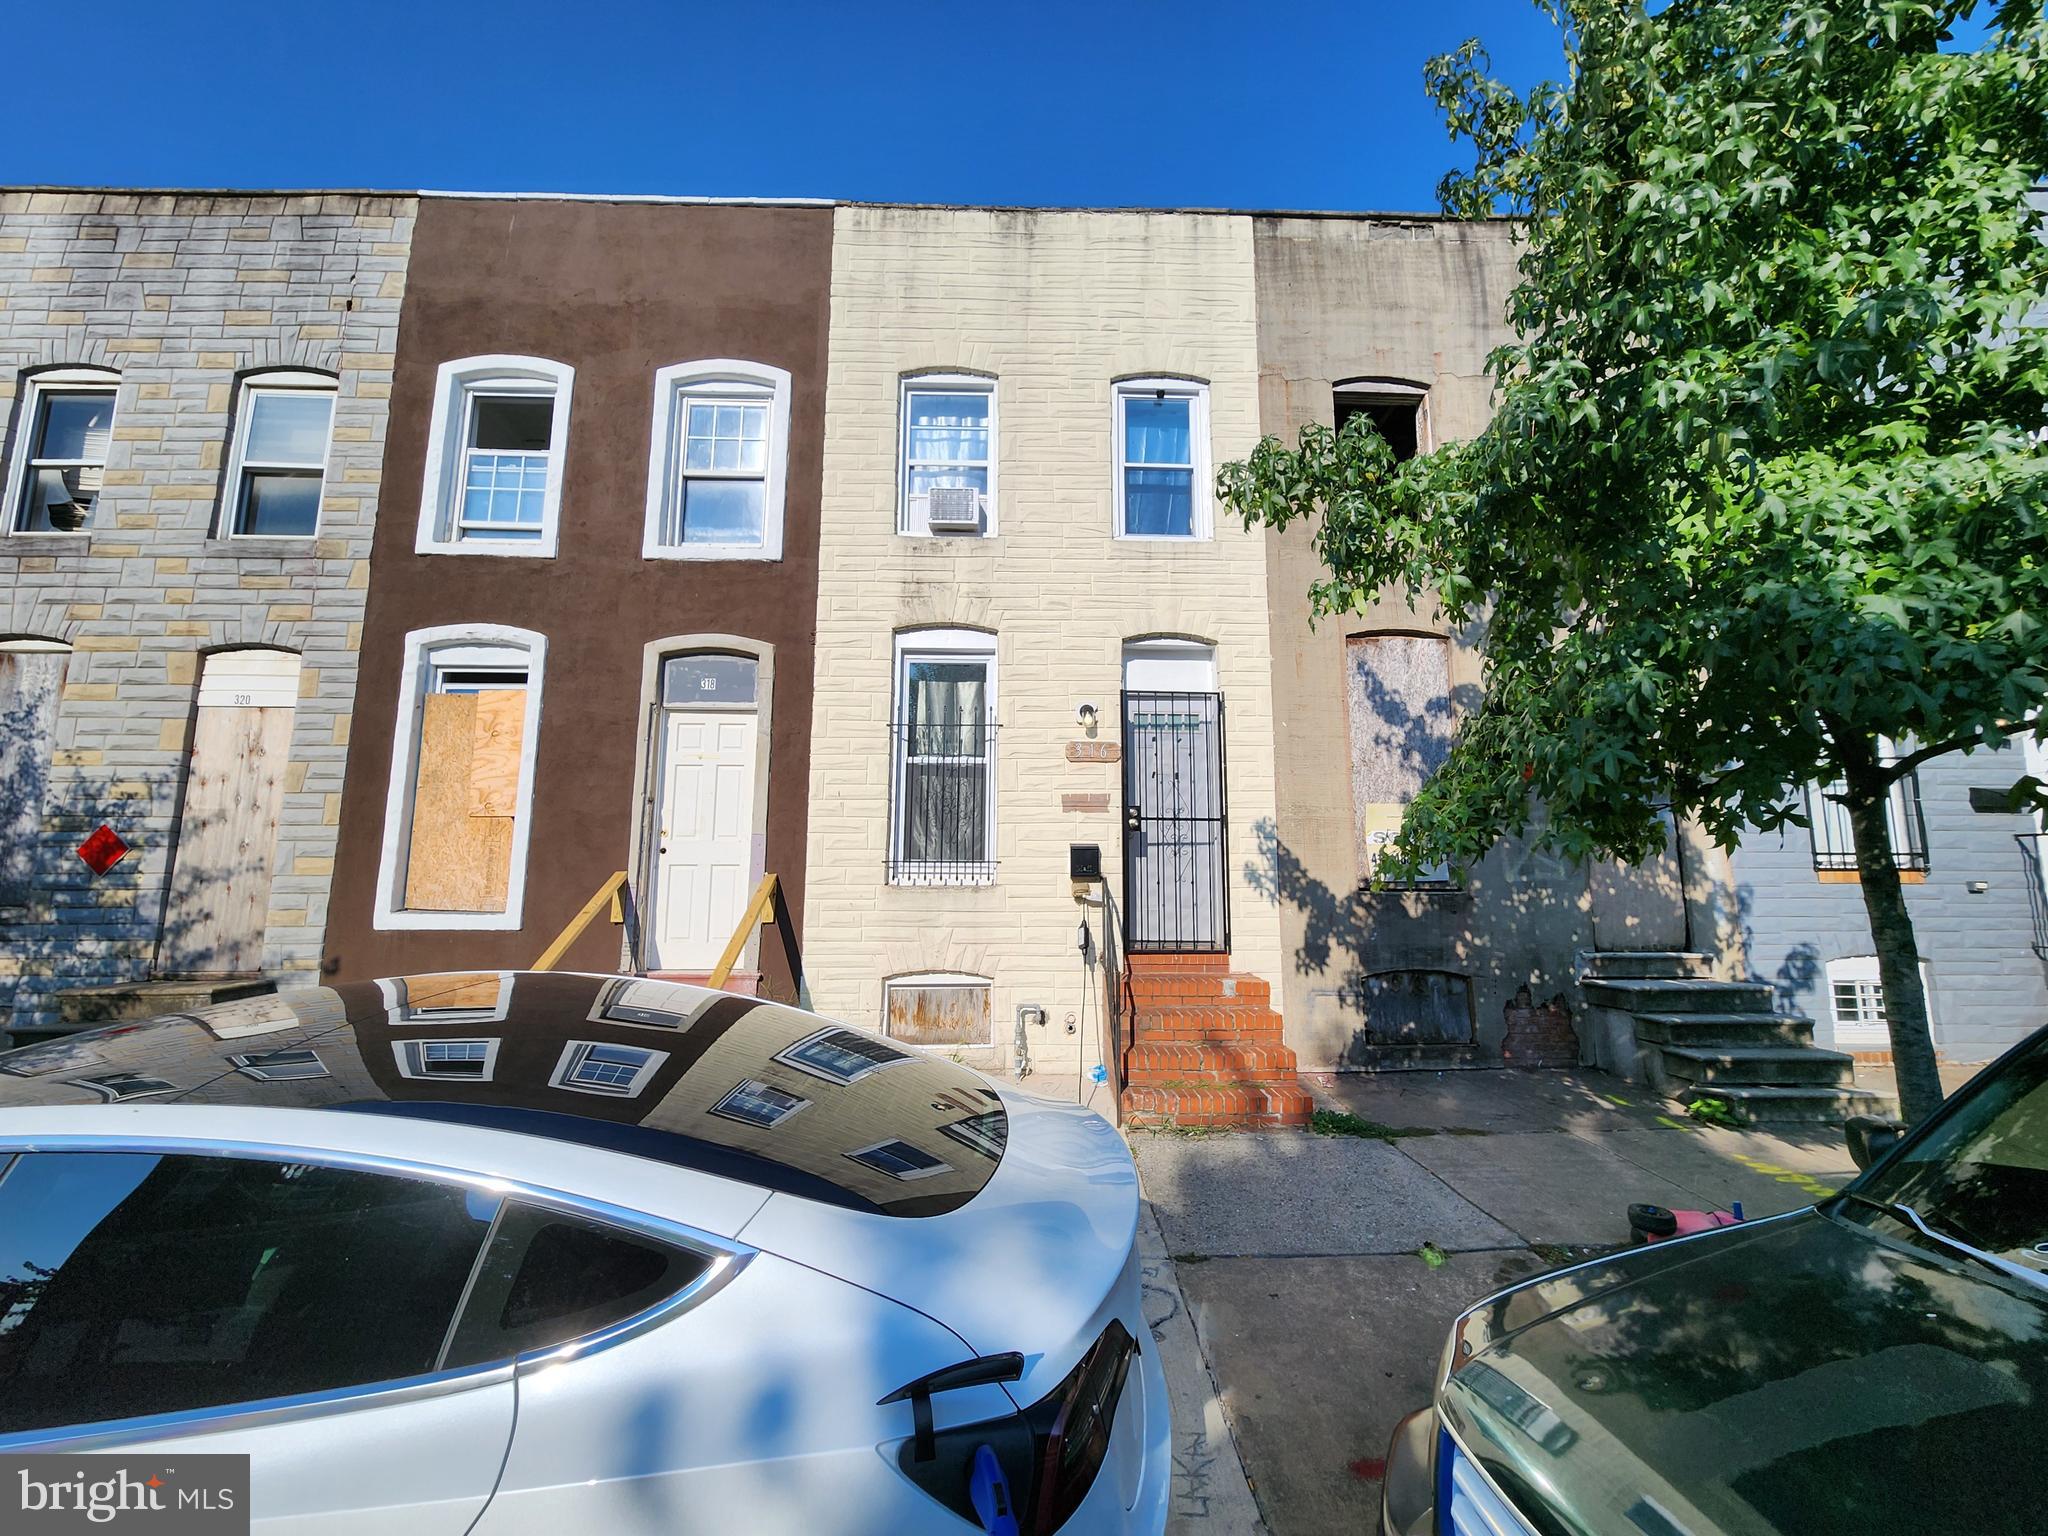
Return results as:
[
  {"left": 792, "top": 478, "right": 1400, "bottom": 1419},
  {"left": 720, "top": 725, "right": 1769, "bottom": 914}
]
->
[
  {"left": 887, "top": 719, "right": 999, "bottom": 884},
  {"left": 2020, "top": 832, "right": 2048, "bottom": 961}
]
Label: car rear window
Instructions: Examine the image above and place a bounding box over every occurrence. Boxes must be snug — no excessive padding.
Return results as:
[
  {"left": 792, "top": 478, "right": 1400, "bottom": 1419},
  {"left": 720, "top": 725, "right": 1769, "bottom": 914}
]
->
[{"left": 441, "top": 1201, "right": 713, "bottom": 1368}]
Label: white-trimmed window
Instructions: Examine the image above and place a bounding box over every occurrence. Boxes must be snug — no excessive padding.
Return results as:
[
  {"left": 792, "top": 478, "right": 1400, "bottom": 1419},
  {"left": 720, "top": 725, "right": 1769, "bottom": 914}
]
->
[
  {"left": 710, "top": 1078, "right": 810, "bottom": 1128},
  {"left": 1826, "top": 955, "right": 1936, "bottom": 1044},
  {"left": 845, "top": 1139, "right": 950, "bottom": 1181},
  {"left": 374, "top": 626, "right": 545, "bottom": 931},
  {"left": 6, "top": 367, "right": 120, "bottom": 535},
  {"left": 642, "top": 360, "right": 790, "bottom": 560},
  {"left": 900, "top": 374, "right": 995, "bottom": 536},
  {"left": 416, "top": 356, "right": 573, "bottom": 557},
  {"left": 550, "top": 1041, "right": 669, "bottom": 1098},
  {"left": 228, "top": 1049, "right": 329, "bottom": 1082},
  {"left": 1113, "top": 378, "right": 1210, "bottom": 540},
  {"left": 392, "top": 1038, "right": 500, "bottom": 1081},
  {"left": 1805, "top": 740, "right": 1928, "bottom": 874},
  {"left": 775, "top": 1027, "right": 911, "bottom": 1085},
  {"left": 222, "top": 370, "right": 336, "bottom": 539},
  {"left": 884, "top": 972, "right": 993, "bottom": 1047},
  {"left": 890, "top": 629, "right": 998, "bottom": 885}
]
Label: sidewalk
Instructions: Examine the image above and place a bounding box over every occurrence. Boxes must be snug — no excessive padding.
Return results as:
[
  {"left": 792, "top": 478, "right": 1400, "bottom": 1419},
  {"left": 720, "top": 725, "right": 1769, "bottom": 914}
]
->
[{"left": 1126, "top": 1067, "right": 1876, "bottom": 1536}]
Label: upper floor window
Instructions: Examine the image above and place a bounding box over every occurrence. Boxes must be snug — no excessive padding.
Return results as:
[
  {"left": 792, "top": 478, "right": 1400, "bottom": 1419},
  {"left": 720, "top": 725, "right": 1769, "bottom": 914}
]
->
[
  {"left": 900, "top": 374, "right": 995, "bottom": 537},
  {"left": 643, "top": 361, "right": 790, "bottom": 561},
  {"left": 223, "top": 370, "right": 336, "bottom": 539},
  {"left": 550, "top": 1041, "right": 668, "bottom": 1098},
  {"left": 416, "top": 357, "right": 573, "bottom": 558},
  {"left": 1806, "top": 740, "right": 1928, "bottom": 876},
  {"left": 6, "top": 367, "right": 119, "bottom": 536},
  {"left": 1334, "top": 379, "right": 1430, "bottom": 462},
  {"left": 374, "top": 626, "right": 545, "bottom": 931},
  {"left": 1113, "top": 379, "right": 1210, "bottom": 540}
]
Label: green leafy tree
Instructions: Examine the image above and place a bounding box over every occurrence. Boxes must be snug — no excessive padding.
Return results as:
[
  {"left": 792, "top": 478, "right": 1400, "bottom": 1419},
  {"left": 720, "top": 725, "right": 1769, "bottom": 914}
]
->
[{"left": 1217, "top": 0, "right": 2048, "bottom": 1123}]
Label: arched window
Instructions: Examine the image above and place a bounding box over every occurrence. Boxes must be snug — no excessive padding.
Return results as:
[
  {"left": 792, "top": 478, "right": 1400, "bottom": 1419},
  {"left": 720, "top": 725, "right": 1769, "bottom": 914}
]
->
[
  {"left": 643, "top": 360, "right": 791, "bottom": 561},
  {"left": 5, "top": 367, "right": 120, "bottom": 535},
  {"left": 375, "top": 625, "right": 546, "bottom": 929},
  {"left": 416, "top": 356, "right": 574, "bottom": 558},
  {"left": 222, "top": 369, "right": 337, "bottom": 539}
]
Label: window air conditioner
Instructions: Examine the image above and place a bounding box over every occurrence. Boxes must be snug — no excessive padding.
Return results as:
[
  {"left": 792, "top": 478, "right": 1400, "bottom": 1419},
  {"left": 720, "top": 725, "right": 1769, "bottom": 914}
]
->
[{"left": 925, "top": 486, "right": 984, "bottom": 532}]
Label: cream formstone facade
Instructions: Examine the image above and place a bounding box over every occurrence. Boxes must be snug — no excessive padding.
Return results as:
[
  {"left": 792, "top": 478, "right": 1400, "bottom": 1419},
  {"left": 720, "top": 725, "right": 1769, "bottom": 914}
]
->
[{"left": 804, "top": 206, "right": 1282, "bottom": 1073}]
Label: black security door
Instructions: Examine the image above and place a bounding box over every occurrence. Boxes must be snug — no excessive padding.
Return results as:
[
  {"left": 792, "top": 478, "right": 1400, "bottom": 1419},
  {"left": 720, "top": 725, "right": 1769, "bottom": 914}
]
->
[{"left": 1121, "top": 690, "right": 1228, "bottom": 952}]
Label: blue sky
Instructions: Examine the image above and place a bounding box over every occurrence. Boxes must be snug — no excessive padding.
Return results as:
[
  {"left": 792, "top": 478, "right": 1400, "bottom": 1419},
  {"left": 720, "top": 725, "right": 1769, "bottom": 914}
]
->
[{"left": 4, "top": 1, "right": 1581, "bottom": 211}]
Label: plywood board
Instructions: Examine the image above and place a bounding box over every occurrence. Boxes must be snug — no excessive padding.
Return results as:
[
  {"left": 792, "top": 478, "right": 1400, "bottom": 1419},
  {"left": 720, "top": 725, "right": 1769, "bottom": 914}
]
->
[
  {"left": 0, "top": 649, "right": 66, "bottom": 905},
  {"left": 467, "top": 688, "right": 525, "bottom": 819},
  {"left": 160, "top": 704, "right": 294, "bottom": 974},
  {"left": 886, "top": 983, "right": 991, "bottom": 1047},
  {"left": 404, "top": 694, "right": 512, "bottom": 912}
]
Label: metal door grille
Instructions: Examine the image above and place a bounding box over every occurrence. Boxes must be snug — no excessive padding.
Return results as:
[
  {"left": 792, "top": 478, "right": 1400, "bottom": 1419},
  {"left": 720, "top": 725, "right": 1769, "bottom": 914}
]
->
[{"left": 1121, "top": 690, "right": 1228, "bottom": 952}]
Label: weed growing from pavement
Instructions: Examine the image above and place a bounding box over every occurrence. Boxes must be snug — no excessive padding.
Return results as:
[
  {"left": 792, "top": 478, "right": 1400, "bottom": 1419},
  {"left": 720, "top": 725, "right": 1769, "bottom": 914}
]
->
[
  {"left": 1311, "top": 1108, "right": 1438, "bottom": 1141},
  {"left": 1686, "top": 1096, "right": 1741, "bottom": 1128}
]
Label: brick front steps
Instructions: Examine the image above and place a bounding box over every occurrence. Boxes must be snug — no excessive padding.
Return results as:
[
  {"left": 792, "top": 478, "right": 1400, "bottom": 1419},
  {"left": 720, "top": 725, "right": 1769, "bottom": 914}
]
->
[{"left": 1118, "top": 952, "right": 1311, "bottom": 1130}]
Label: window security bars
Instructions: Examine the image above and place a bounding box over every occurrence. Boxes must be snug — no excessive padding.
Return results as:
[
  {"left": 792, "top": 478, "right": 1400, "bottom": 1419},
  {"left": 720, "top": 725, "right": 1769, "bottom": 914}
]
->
[
  {"left": 1806, "top": 771, "right": 1929, "bottom": 873},
  {"left": 888, "top": 719, "right": 999, "bottom": 884}
]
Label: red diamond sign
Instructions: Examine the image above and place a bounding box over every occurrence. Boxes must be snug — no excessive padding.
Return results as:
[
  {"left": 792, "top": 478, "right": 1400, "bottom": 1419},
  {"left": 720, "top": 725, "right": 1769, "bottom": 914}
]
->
[{"left": 76, "top": 823, "right": 130, "bottom": 877}]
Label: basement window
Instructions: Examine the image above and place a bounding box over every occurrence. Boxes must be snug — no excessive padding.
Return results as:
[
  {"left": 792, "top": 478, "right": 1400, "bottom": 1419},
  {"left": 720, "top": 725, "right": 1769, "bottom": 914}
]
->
[
  {"left": 7, "top": 368, "right": 119, "bottom": 535},
  {"left": 375, "top": 627, "right": 545, "bottom": 931},
  {"left": 885, "top": 973, "right": 993, "bottom": 1047}
]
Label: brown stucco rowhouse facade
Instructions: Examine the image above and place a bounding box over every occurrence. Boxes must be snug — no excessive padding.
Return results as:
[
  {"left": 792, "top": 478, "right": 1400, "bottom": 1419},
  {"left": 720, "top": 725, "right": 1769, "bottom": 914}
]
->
[{"left": 322, "top": 197, "right": 831, "bottom": 999}]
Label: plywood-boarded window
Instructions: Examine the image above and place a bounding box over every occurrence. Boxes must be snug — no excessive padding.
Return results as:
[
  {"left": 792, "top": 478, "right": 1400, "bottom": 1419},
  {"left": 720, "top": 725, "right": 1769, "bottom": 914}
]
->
[
  {"left": 1346, "top": 633, "right": 1454, "bottom": 886},
  {"left": 0, "top": 643, "right": 69, "bottom": 906},
  {"left": 885, "top": 974, "right": 993, "bottom": 1048},
  {"left": 401, "top": 652, "right": 530, "bottom": 913}
]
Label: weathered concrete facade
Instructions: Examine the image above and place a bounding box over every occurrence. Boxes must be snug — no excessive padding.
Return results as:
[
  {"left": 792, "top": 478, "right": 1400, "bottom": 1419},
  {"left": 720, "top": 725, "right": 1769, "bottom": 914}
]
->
[
  {"left": 1250, "top": 216, "right": 1601, "bottom": 1069},
  {"left": 1732, "top": 744, "right": 2048, "bottom": 1062},
  {"left": 0, "top": 190, "right": 413, "bottom": 1038},
  {"left": 804, "top": 206, "right": 1282, "bottom": 1073}
]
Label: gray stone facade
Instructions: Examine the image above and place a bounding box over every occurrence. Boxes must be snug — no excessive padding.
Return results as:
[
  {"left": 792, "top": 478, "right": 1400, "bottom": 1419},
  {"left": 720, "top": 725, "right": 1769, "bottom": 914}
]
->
[
  {"left": 1731, "top": 743, "right": 2048, "bottom": 1061},
  {"left": 0, "top": 190, "right": 414, "bottom": 1036}
]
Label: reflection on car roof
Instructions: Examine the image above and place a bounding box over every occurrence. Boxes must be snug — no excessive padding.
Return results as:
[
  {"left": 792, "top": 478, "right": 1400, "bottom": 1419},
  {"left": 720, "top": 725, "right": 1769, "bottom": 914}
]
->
[{"left": 0, "top": 973, "right": 1008, "bottom": 1218}]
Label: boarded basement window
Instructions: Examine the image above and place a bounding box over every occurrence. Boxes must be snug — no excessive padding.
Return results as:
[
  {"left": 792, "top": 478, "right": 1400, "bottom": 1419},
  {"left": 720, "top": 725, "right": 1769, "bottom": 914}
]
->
[
  {"left": 0, "top": 642, "right": 69, "bottom": 906},
  {"left": 1356, "top": 970, "right": 1474, "bottom": 1048},
  {"left": 1345, "top": 633, "right": 1454, "bottom": 886},
  {"left": 402, "top": 661, "right": 529, "bottom": 912},
  {"left": 885, "top": 974, "right": 993, "bottom": 1047}
]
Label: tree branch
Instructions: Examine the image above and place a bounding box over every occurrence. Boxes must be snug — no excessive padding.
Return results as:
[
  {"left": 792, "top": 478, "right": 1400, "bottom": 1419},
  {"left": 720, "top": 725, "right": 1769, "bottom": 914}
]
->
[{"left": 1880, "top": 714, "right": 2044, "bottom": 783}]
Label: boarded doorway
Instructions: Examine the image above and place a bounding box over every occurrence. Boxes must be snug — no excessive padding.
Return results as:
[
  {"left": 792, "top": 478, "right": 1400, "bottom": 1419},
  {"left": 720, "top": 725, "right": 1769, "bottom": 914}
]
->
[
  {"left": 159, "top": 650, "right": 299, "bottom": 975},
  {"left": 0, "top": 641, "right": 70, "bottom": 907}
]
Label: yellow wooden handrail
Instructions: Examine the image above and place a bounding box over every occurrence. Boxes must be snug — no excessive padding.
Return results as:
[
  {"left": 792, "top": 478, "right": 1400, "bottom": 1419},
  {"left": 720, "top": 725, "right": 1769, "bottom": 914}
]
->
[
  {"left": 532, "top": 870, "right": 629, "bottom": 972},
  {"left": 707, "top": 873, "right": 780, "bottom": 990}
]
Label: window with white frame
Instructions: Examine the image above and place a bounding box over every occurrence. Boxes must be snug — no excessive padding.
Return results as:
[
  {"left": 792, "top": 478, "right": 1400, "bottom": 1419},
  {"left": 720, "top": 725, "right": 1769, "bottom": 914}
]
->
[
  {"left": 845, "top": 1139, "right": 949, "bottom": 1181},
  {"left": 228, "top": 1049, "right": 329, "bottom": 1082},
  {"left": 222, "top": 371, "right": 336, "bottom": 538},
  {"left": 6, "top": 367, "right": 119, "bottom": 535},
  {"left": 900, "top": 374, "right": 995, "bottom": 536},
  {"left": 416, "top": 357, "right": 573, "bottom": 557},
  {"left": 1805, "top": 742, "right": 1929, "bottom": 874},
  {"left": 374, "top": 627, "right": 545, "bottom": 931},
  {"left": 1113, "top": 378, "right": 1210, "bottom": 540},
  {"left": 710, "top": 1077, "right": 810, "bottom": 1129},
  {"left": 1826, "top": 955, "right": 1935, "bottom": 1042},
  {"left": 890, "top": 631, "right": 997, "bottom": 884},
  {"left": 550, "top": 1041, "right": 669, "bottom": 1098},
  {"left": 393, "top": 1038, "right": 500, "bottom": 1081},
  {"left": 775, "top": 1027, "right": 910, "bottom": 1085},
  {"left": 643, "top": 360, "right": 790, "bottom": 559}
]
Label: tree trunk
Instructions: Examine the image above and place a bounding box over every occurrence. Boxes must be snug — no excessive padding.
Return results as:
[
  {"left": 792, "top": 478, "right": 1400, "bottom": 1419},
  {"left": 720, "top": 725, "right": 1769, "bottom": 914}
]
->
[{"left": 1839, "top": 757, "right": 1944, "bottom": 1125}]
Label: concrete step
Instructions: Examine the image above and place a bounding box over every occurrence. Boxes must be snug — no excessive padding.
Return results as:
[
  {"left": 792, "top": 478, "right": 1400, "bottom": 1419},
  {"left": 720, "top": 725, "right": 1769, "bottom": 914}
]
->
[
  {"left": 1658, "top": 1044, "right": 1855, "bottom": 1088},
  {"left": 1580, "top": 951, "right": 1712, "bottom": 980},
  {"left": 55, "top": 976, "right": 275, "bottom": 1030},
  {"left": 1582, "top": 977, "right": 1776, "bottom": 1014},
  {"left": 1121, "top": 1080, "right": 1314, "bottom": 1130},
  {"left": 1630, "top": 1012, "right": 1817, "bottom": 1047},
  {"left": 1124, "top": 1039, "right": 1300, "bottom": 1086},
  {"left": 1127, "top": 1004, "right": 1285, "bottom": 1044},
  {"left": 1678, "top": 1083, "right": 1896, "bottom": 1125}
]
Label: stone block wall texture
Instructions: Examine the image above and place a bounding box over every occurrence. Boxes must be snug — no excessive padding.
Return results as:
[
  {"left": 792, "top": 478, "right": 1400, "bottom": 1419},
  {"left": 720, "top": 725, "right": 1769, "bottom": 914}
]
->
[
  {"left": 1250, "top": 215, "right": 1603, "bottom": 1068},
  {"left": 804, "top": 205, "right": 1281, "bottom": 1073},
  {"left": 0, "top": 191, "right": 414, "bottom": 1035},
  {"left": 1732, "top": 744, "right": 2048, "bottom": 1061}
]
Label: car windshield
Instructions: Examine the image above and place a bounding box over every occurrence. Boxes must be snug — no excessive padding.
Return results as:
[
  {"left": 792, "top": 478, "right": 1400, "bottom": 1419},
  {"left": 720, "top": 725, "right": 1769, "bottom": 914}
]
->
[{"left": 1848, "top": 1036, "right": 2048, "bottom": 1284}]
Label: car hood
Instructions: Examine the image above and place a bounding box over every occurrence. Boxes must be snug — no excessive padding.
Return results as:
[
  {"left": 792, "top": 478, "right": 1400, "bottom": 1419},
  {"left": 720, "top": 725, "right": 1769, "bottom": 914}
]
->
[
  {"left": 736, "top": 1082, "right": 1140, "bottom": 1404},
  {"left": 1443, "top": 1208, "right": 2048, "bottom": 1536}
]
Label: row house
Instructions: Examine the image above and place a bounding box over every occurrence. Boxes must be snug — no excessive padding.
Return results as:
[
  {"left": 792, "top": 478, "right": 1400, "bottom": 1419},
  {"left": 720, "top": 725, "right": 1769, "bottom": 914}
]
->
[
  {"left": 4, "top": 189, "right": 2041, "bottom": 1118},
  {"left": 0, "top": 190, "right": 412, "bottom": 1039}
]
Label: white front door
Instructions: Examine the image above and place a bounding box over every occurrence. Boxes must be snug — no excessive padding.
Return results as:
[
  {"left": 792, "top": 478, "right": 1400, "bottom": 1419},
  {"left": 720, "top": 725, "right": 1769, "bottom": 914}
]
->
[{"left": 651, "top": 709, "right": 757, "bottom": 971}]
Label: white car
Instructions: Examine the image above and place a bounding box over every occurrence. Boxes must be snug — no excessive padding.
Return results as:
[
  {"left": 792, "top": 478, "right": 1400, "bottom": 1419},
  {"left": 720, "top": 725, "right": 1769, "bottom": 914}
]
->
[{"left": 0, "top": 971, "right": 1169, "bottom": 1535}]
